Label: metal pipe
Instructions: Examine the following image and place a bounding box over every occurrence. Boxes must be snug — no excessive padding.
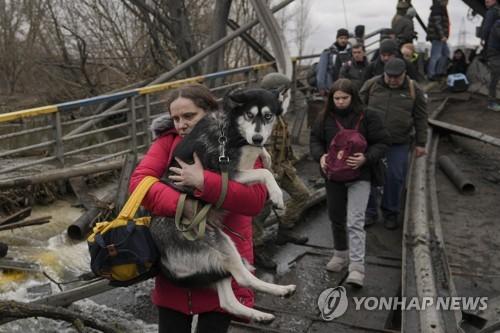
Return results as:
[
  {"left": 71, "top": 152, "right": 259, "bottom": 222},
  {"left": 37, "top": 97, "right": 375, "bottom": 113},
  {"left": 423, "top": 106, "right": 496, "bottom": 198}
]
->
[
  {"left": 63, "top": 136, "right": 131, "bottom": 157},
  {"left": 0, "top": 156, "right": 57, "bottom": 175},
  {"left": 67, "top": 192, "right": 114, "bottom": 240},
  {"left": 438, "top": 155, "right": 475, "bottom": 194},
  {"left": 0, "top": 140, "right": 55, "bottom": 158},
  {"left": 0, "top": 125, "right": 52, "bottom": 140}
]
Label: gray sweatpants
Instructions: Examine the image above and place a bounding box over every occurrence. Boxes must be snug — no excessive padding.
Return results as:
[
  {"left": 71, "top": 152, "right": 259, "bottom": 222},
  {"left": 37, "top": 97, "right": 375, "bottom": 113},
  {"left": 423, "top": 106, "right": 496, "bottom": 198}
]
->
[{"left": 326, "top": 180, "right": 371, "bottom": 264}]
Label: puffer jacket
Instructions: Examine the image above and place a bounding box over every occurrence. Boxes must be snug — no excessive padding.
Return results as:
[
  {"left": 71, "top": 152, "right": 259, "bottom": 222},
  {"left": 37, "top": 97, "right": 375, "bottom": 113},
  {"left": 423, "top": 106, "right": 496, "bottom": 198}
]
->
[
  {"left": 309, "top": 106, "right": 390, "bottom": 183},
  {"left": 427, "top": 3, "right": 450, "bottom": 41},
  {"left": 129, "top": 118, "right": 267, "bottom": 316},
  {"left": 359, "top": 75, "right": 428, "bottom": 147}
]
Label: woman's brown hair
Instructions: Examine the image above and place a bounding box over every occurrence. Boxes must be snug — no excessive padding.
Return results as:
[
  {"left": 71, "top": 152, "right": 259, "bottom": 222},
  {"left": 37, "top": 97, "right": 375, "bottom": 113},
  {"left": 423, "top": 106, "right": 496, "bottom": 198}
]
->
[
  {"left": 316, "top": 78, "right": 363, "bottom": 127},
  {"left": 164, "top": 84, "right": 218, "bottom": 113}
]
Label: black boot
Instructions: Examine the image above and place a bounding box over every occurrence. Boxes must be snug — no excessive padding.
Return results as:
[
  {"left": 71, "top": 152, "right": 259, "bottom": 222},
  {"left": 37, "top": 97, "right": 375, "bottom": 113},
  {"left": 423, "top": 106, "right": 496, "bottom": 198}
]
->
[
  {"left": 254, "top": 251, "right": 277, "bottom": 270},
  {"left": 276, "top": 228, "right": 308, "bottom": 246},
  {"left": 383, "top": 214, "right": 398, "bottom": 230}
]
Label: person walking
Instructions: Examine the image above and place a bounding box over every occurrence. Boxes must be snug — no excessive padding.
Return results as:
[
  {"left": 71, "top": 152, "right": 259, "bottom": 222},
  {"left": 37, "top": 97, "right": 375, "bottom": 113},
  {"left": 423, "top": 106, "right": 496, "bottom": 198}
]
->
[
  {"left": 129, "top": 84, "right": 268, "bottom": 333},
  {"left": 427, "top": 0, "right": 450, "bottom": 80},
  {"left": 310, "top": 79, "right": 390, "bottom": 287},
  {"left": 340, "top": 44, "right": 370, "bottom": 91},
  {"left": 481, "top": 0, "right": 500, "bottom": 111},
  {"left": 360, "top": 58, "right": 428, "bottom": 230},
  {"left": 316, "top": 28, "right": 352, "bottom": 96}
]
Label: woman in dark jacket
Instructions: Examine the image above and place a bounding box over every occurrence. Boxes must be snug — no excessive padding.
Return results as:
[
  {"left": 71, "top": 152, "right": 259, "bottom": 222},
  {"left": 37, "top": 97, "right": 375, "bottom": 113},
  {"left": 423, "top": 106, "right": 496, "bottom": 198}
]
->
[{"left": 310, "top": 79, "right": 390, "bottom": 287}]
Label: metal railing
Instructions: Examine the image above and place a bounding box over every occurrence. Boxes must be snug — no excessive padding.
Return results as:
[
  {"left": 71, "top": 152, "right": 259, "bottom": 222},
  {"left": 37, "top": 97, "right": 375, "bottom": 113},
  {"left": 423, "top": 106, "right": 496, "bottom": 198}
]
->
[
  {"left": 0, "top": 62, "right": 275, "bottom": 176},
  {"left": 0, "top": 24, "right": 386, "bottom": 177}
]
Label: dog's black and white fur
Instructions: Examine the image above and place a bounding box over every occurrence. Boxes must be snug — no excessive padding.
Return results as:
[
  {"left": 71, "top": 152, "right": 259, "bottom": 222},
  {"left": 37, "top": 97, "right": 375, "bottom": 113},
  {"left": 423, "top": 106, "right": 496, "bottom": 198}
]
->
[{"left": 149, "top": 88, "right": 295, "bottom": 322}]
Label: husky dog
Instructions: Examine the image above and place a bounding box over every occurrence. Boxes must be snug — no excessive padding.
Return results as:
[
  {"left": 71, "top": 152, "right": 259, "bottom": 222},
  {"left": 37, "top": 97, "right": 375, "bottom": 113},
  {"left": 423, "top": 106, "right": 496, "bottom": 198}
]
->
[{"left": 149, "top": 88, "right": 296, "bottom": 322}]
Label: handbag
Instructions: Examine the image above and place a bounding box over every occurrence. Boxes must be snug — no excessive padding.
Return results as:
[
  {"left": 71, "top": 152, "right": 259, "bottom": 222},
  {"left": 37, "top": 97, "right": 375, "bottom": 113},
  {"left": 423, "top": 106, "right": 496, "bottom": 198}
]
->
[{"left": 87, "top": 176, "right": 160, "bottom": 286}]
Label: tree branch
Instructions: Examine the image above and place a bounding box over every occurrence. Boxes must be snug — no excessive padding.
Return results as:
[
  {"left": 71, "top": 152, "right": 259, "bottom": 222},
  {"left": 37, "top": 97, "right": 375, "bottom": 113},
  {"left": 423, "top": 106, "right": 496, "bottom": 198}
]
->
[{"left": 0, "top": 300, "right": 125, "bottom": 333}]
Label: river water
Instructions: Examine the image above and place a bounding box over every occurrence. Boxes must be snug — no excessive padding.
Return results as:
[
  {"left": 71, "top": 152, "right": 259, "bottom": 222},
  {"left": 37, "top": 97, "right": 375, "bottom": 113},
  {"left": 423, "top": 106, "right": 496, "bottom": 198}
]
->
[{"left": 0, "top": 199, "right": 158, "bottom": 332}]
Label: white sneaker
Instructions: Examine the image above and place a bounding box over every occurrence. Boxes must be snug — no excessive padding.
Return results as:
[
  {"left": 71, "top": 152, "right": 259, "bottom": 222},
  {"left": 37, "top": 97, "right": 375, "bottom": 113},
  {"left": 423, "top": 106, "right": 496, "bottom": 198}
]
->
[
  {"left": 346, "top": 262, "right": 365, "bottom": 288},
  {"left": 326, "top": 250, "right": 349, "bottom": 272},
  {"left": 346, "top": 270, "right": 365, "bottom": 288}
]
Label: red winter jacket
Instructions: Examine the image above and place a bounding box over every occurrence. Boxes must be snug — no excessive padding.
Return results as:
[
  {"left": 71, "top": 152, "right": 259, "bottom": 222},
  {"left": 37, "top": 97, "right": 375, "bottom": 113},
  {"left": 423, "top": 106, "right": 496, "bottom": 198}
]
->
[{"left": 129, "top": 129, "right": 267, "bottom": 315}]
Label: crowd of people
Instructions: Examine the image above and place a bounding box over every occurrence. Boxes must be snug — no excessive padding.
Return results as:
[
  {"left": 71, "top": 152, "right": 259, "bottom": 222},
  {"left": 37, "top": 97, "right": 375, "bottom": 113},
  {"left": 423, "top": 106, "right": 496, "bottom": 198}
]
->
[{"left": 127, "top": 1, "right": 500, "bottom": 332}]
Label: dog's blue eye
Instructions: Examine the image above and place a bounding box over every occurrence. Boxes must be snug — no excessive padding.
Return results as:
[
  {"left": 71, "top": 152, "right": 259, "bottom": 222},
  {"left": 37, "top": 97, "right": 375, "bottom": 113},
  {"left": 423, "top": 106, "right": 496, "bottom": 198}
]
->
[
  {"left": 246, "top": 112, "right": 254, "bottom": 119},
  {"left": 264, "top": 114, "right": 273, "bottom": 121}
]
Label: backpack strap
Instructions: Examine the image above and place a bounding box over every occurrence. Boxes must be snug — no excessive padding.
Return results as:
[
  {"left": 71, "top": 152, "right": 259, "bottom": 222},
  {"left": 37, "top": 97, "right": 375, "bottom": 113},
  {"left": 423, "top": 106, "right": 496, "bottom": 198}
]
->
[
  {"left": 118, "top": 176, "right": 159, "bottom": 220},
  {"left": 354, "top": 112, "right": 365, "bottom": 130},
  {"left": 334, "top": 112, "right": 364, "bottom": 131},
  {"left": 408, "top": 78, "right": 416, "bottom": 101}
]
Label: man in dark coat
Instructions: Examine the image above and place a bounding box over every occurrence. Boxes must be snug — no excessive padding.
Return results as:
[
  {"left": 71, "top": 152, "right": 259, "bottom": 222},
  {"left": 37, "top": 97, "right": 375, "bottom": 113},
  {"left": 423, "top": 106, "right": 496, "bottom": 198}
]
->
[
  {"left": 360, "top": 58, "right": 428, "bottom": 229},
  {"left": 340, "top": 44, "right": 369, "bottom": 91},
  {"left": 481, "top": 0, "right": 500, "bottom": 111}
]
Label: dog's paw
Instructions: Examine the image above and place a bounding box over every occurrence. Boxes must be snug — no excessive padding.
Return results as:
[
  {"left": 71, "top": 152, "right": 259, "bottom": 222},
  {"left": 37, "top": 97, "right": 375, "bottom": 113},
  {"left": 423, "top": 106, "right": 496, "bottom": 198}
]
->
[
  {"left": 278, "top": 284, "right": 296, "bottom": 297},
  {"left": 253, "top": 311, "right": 275, "bottom": 323}
]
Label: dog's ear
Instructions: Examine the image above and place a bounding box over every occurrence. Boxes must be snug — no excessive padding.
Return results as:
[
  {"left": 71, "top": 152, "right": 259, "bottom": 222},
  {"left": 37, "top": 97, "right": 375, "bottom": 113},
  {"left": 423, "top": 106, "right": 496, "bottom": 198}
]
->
[{"left": 223, "top": 88, "right": 246, "bottom": 111}]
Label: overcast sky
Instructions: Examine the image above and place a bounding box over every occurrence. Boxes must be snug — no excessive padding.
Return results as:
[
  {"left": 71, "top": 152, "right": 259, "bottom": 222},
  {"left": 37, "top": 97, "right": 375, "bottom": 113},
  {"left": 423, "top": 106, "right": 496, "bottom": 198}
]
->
[{"left": 284, "top": 0, "right": 484, "bottom": 55}]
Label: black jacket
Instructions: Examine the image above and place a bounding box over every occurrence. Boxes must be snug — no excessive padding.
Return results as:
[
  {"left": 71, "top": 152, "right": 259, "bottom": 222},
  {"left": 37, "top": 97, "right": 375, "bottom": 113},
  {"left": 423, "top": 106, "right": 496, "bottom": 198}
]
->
[
  {"left": 310, "top": 107, "right": 390, "bottom": 183},
  {"left": 359, "top": 75, "right": 428, "bottom": 147}
]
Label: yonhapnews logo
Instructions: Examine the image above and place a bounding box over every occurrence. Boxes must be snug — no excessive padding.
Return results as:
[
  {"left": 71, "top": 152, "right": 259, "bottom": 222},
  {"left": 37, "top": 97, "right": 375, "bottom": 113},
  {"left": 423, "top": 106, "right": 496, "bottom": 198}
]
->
[
  {"left": 317, "top": 287, "right": 488, "bottom": 321},
  {"left": 317, "top": 286, "right": 348, "bottom": 321}
]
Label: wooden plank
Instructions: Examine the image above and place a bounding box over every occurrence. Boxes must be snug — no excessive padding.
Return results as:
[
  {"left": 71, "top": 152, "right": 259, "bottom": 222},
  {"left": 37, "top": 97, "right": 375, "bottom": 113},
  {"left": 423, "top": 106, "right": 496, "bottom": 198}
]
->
[
  {"left": 0, "top": 216, "right": 50, "bottom": 232},
  {"left": 0, "top": 160, "right": 123, "bottom": 190},
  {"left": 114, "top": 154, "right": 137, "bottom": 213},
  {"left": 0, "top": 207, "right": 32, "bottom": 226},
  {"left": 429, "top": 118, "right": 500, "bottom": 148},
  {"left": 0, "top": 258, "right": 40, "bottom": 272}
]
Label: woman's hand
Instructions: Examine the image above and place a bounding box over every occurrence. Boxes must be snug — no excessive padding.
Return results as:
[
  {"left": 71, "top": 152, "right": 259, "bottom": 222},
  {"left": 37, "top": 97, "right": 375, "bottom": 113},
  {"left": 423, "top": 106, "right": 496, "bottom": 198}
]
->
[
  {"left": 320, "top": 153, "right": 328, "bottom": 173},
  {"left": 346, "top": 153, "right": 366, "bottom": 170},
  {"left": 169, "top": 153, "right": 205, "bottom": 191}
]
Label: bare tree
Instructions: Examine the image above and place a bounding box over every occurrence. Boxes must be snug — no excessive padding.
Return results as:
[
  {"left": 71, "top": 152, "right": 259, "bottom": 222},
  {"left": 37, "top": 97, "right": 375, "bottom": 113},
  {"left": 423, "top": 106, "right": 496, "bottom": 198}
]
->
[
  {"left": 0, "top": 0, "right": 44, "bottom": 94},
  {"left": 291, "top": 0, "right": 314, "bottom": 57},
  {"left": 205, "top": 0, "right": 233, "bottom": 84}
]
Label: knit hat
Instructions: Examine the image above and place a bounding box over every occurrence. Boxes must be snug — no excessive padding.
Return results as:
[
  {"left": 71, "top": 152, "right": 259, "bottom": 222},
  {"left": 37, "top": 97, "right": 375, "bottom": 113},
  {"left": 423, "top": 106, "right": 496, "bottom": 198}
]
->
[
  {"left": 379, "top": 39, "right": 398, "bottom": 55},
  {"left": 397, "top": 1, "right": 411, "bottom": 9},
  {"left": 261, "top": 72, "right": 291, "bottom": 90},
  {"left": 384, "top": 58, "right": 407, "bottom": 76},
  {"left": 337, "top": 28, "right": 349, "bottom": 38}
]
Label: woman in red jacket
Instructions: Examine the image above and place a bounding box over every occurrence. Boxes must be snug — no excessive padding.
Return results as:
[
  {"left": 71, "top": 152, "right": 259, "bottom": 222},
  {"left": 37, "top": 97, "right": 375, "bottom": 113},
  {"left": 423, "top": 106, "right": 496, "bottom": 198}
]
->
[{"left": 129, "top": 84, "right": 267, "bottom": 333}]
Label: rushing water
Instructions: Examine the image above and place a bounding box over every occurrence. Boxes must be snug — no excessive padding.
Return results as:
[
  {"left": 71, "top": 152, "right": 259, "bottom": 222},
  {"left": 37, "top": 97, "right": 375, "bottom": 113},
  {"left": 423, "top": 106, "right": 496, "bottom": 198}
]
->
[{"left": 0, "top": 199, "right": 158, "bottom": 332}]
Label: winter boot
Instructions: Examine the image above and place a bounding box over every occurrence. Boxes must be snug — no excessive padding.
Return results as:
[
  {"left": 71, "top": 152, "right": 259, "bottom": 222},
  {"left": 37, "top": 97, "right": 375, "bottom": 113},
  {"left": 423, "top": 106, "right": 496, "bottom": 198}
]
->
[{"left": 326, "top": 250, "right": 349, "bottom": 272}]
